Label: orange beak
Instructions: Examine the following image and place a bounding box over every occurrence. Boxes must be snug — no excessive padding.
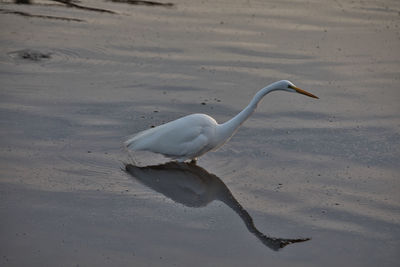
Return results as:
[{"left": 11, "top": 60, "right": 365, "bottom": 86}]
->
[{"left": 289, "top": 85, "right": 319, "bottom": 99}]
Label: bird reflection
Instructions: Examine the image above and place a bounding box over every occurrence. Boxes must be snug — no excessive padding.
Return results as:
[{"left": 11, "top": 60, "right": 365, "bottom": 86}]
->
[{"left": 125, "top": 162, "right": 310, "bottom": 251}]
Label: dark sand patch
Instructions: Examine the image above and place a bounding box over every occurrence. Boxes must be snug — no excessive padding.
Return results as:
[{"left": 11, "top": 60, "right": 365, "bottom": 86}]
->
[
  {"left": 107, "top": 0, "right": 174, "bottom": 7},
  {"left": 0, "top": 8, "right": 85, "bottom": 21}
]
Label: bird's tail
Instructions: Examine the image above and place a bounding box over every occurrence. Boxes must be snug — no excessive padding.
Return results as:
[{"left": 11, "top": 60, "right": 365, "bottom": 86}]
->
[{"left": 124, "top": 126, "right": 158, "bottom": 150}]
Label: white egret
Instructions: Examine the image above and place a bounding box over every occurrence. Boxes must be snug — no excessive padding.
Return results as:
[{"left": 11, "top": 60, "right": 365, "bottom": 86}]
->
[{"left": 125, "top": 80, "right": 318, "bottom": 162}]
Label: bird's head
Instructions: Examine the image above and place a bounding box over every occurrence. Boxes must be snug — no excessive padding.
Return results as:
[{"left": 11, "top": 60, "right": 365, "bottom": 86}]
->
[{"left": 273, "top": 80, "right": 319, "bottom": 99}]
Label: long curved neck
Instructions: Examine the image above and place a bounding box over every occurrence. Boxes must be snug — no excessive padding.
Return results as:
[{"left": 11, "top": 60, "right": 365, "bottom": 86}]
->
[{"left": 216, "top": 85, "right": 278, "bottom": 143}]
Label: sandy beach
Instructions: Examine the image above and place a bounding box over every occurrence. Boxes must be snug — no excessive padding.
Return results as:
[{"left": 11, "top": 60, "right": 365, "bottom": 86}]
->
[{"left": 1, "top": 0, "right": 399, "bottom": 266}]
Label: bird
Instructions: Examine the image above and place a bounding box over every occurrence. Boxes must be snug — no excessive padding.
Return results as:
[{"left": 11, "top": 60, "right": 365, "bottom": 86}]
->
[{"left": 124, "top": 80, "right": 318, "bottom": 162}]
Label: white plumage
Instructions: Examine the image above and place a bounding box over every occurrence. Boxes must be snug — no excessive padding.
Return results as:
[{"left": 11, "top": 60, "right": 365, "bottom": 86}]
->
[{"left": 125, "top": 80, "right": 318, "bottom": 162}]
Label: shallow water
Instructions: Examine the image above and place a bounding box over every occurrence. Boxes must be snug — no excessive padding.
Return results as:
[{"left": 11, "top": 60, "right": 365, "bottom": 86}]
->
[{"left": 1, "top": 0, "right": 399, "bottom": 266}]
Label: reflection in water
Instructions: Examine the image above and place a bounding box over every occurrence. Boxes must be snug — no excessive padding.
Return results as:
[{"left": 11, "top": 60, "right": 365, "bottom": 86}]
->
[{"left": 125, "top": 162, "right": 310, "bottom": 251}]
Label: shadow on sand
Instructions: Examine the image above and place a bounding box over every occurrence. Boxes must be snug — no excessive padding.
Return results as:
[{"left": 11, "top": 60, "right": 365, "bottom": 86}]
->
[{"left": 125, "top": 162, "right": 310, "bottom": 251}]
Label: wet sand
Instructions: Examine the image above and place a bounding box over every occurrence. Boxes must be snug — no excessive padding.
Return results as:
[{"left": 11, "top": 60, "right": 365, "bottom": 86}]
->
[{"left": 1, "top": 0, "right": 399, "bottom": 266}]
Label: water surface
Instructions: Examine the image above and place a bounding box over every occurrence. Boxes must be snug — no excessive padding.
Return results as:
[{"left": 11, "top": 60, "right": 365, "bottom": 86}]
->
[{"left": 0, "top": 0, "right": 399, "bottom": 266}]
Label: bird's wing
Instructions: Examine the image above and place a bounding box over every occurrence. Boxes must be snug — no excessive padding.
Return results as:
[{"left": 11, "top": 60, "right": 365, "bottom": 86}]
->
[
  {"left": 171, "top": 131, "right": 210, "bottom": 159},
  {"left": 152, "top": 125, "right": 210, "bottom": 158},
  {"left": 125, "top": 115, "right": 214, "bottom": 159}
]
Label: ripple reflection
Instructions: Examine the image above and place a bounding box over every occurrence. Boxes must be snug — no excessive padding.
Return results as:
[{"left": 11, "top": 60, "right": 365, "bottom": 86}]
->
[{"left": 125, "top": 162, "right": 310, "bottom": 251}]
